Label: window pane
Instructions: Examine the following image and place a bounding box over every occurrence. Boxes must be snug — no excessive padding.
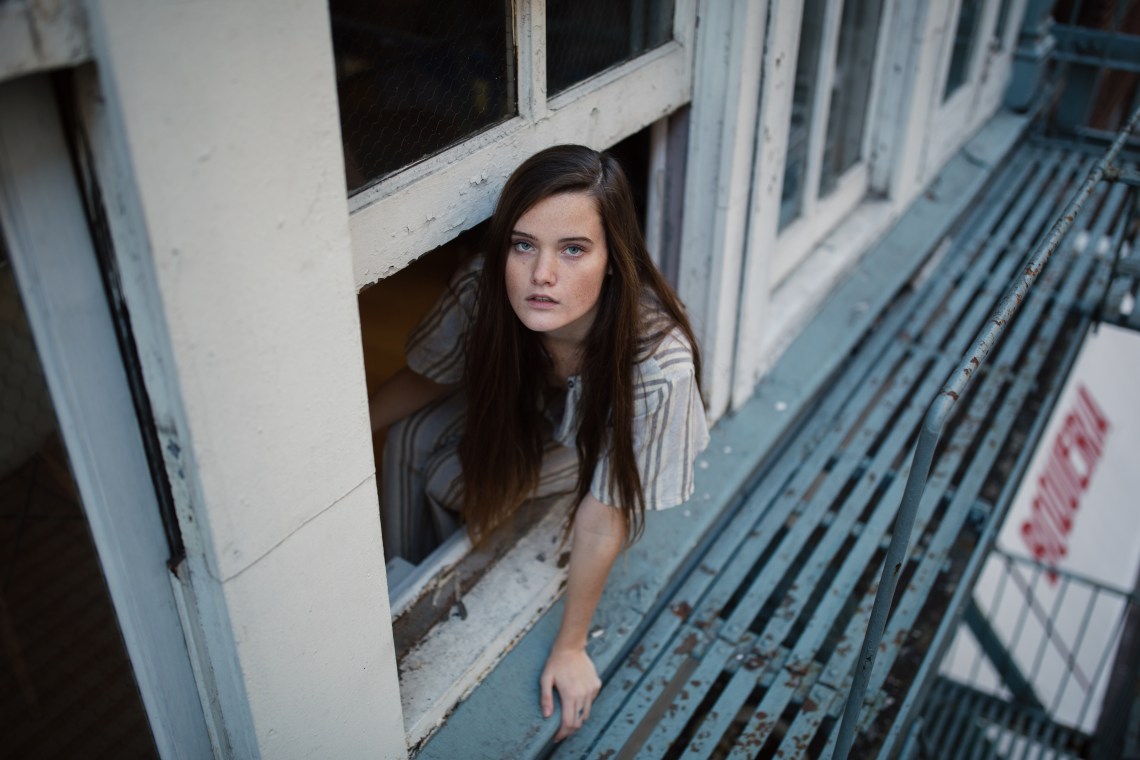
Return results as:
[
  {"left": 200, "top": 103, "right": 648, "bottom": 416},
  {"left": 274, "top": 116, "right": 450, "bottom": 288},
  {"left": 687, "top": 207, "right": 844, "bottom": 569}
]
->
[
  {"left": 993, "top": 0, "right": 1013, "bottom": 50},
  {"left": 546, "top": 0, "right": 674, "bottom": 96},
  {"left": 331, "top": 0, "right": 516, "bottom": 193},
  {"left": 944, "top": 0, "right": 983, "bottom": 100},
  {"left": 780, "top": 0, "right": 828, "bottom": 232},
  {"left": 820, "top": 0, "right": 885, "bottom": 197}
]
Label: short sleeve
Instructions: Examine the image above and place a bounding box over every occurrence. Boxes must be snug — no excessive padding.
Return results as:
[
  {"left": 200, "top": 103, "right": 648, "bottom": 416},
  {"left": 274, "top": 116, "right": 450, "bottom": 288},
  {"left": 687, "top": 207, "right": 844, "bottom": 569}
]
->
[
  {"left": 590, "top": 333, "right": 710, "bottom": 511},
  {"left": 405, "top": 257, "right": 482, "bottom": 385}
]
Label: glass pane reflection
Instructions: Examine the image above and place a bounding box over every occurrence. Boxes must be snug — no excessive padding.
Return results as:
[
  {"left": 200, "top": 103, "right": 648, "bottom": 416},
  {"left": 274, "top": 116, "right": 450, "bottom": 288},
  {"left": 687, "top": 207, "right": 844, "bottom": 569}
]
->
[
  {"left": 546, "top": 0, "right": 674, "bottom": 96},
  {"left": 331, "top": 0, "right": 516, "bottom": 193}
]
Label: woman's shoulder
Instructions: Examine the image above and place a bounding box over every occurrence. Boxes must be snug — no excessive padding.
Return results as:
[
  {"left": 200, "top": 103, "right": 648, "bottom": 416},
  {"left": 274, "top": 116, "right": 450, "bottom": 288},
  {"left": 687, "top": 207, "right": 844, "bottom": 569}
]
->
[{"left": 635, "top": 322, "right": 697, "bottom": 385}]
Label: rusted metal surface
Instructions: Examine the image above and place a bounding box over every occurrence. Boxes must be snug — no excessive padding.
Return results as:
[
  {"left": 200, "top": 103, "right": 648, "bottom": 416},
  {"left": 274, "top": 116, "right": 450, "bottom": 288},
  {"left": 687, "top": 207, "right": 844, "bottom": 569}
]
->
[{"left": 831, "top": 103, "right": 1140, "bottom": 760}]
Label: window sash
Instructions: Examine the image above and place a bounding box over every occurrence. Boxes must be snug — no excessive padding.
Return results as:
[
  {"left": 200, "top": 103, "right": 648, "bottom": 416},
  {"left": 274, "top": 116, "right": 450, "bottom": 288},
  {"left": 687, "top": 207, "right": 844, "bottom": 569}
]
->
[
  {"left": 770, "top": 0, "right": 885, "bottom": 284},
  {"left": 348, "top": 0, "right": 696, "bottom": 292}
]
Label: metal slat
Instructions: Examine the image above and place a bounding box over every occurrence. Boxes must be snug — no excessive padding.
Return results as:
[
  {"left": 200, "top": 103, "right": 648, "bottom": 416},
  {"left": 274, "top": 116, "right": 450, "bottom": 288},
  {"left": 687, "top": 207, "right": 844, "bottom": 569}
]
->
[
  {"left": 578, "top": 621, "right": 722, "bottom": 758},
  {"left": 634, "top": 636, "right": 743, "bottom": 758}
]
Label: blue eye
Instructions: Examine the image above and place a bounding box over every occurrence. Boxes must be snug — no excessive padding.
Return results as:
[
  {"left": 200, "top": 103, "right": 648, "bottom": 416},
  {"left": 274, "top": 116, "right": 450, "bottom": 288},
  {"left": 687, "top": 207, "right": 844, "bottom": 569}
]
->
[
  {"left": 512, "top": 240, "right": 534, "bottom": 253},
  {"left": 565, "top": 245, "right": 584, "bottom": 257}
]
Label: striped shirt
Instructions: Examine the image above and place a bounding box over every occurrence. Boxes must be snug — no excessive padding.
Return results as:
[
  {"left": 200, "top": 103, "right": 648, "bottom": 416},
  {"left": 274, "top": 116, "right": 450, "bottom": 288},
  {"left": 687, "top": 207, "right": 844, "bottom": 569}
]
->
[{"left": 406, "top": 257, "right": 710, "bottom": 511}]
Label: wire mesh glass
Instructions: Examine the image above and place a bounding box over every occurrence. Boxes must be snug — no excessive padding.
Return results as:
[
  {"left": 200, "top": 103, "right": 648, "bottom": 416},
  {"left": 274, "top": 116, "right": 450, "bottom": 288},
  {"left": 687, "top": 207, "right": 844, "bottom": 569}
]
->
[
  {"left": 546, "top": 0, "right": 674, "bottom": 97},
  {"left": 331, "top": 0, "right": 516, "bottom": 194}
]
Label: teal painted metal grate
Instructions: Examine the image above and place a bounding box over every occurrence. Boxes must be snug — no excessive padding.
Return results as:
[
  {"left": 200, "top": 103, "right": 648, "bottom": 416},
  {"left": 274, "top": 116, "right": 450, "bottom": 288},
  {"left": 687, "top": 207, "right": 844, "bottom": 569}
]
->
[{"left": 542, "top": 139, "right": 1137, "bottom": 759}]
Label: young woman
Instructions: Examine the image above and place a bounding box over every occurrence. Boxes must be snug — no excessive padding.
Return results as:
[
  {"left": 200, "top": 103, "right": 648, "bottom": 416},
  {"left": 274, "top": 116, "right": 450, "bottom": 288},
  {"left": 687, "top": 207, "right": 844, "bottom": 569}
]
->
[{"left": 369, "top": 144, "right": 709, "bottom": 741}]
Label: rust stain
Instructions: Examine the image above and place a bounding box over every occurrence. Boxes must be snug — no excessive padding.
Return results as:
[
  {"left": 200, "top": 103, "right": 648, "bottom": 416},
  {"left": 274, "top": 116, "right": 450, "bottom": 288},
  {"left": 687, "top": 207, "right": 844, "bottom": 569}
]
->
[
  {"left": 674, "top": 632, "right": 699, "bottom": 656},
  {"left": 802, "top": 697, "right": 818, "bottom": 713},
  {"left": 672, "top": 601, "right": 693, "bottom": 619},
  {"left": 628, "top": 644, "right": 646, "bottom": 671},
  {"left": 946, "top": 390, "right": 959, "bottom": 401}
]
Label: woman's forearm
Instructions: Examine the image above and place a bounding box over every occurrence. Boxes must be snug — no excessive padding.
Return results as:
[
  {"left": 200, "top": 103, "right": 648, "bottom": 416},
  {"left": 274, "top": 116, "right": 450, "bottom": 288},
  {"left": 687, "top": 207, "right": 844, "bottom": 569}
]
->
[
  {"left": 555, "top": 494, "right": 627, "bottom": 649},
  {"left": 369, "top": 365, "right": 453, "bottom": 433},
  {"left": 540, "top": 494, "right": 626, "bottom": 740}
]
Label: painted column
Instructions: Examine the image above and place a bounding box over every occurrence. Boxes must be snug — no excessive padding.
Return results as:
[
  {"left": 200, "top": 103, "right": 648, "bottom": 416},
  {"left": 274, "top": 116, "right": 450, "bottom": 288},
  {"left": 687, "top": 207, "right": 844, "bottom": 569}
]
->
[
  {"left": 81, "top": 1, "right": 405, "bottom": 757},
  {"left": 1006, "top": 0, "right": 1056, "bottom": 112}
]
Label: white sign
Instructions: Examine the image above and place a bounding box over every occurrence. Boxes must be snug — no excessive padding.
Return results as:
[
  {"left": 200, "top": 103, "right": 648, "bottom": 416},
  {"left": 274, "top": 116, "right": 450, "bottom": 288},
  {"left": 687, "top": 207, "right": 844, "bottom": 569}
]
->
[{"left": 943, "top": 323, "right": 1140, "bottom": 734}]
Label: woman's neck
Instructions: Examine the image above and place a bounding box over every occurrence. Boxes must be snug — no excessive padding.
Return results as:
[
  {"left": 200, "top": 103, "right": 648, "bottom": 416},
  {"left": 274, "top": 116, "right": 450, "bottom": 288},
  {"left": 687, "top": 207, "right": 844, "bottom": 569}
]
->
[{"left": 541, "top": 337, "right": 584, "bottom": 384}]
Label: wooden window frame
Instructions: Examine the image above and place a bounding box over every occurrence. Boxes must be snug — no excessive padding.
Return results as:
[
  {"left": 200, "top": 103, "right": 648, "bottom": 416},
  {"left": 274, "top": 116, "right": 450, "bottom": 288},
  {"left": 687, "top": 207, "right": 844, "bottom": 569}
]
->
[
  {"left": 924, "top": 0, "right": 1029, "bottom": 179},
  {"left": 348, "top": 0, "right": 698, "bottom": 291}
]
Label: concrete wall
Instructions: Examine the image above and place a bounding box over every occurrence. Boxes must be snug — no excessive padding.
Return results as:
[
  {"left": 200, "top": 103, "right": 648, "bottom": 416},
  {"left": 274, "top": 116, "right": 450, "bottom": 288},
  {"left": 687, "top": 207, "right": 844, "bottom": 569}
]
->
[{"left": 80, "top": 1, "right": 404, "bottom": 756}]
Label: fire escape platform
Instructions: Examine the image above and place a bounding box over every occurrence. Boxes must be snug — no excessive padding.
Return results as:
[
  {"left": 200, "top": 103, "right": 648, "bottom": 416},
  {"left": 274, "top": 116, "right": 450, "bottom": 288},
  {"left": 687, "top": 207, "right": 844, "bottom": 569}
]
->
[{"left": 418, "top": 116, "right": 1136, "bottom": 758}]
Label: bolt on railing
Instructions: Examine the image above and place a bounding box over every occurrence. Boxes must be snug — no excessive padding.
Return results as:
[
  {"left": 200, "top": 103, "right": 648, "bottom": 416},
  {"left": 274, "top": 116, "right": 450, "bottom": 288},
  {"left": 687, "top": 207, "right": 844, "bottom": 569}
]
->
[{"left": 831, "top": 102, "right": 1140, "bottom": 760}]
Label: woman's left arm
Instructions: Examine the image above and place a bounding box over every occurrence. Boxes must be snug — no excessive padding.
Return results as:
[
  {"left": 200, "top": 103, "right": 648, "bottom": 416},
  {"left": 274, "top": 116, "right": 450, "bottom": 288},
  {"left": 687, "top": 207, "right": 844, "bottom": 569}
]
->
[{"left": 540, "top": 493, "right": 626, "bottom": 741}]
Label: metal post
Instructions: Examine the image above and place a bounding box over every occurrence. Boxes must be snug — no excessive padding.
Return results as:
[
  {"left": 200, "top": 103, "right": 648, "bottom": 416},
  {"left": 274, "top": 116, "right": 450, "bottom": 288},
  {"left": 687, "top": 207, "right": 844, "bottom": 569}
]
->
[{"left": 831, "top": 103, "right": 1140, "bottom": 760}]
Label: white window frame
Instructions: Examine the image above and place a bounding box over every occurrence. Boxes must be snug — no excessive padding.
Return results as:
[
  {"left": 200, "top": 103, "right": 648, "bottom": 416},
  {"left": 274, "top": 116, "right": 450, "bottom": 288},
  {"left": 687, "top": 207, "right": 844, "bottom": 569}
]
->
[
  {"left": 348, "top": 0, "right": 698, "bottom": 289},
  {"left": 767, "top": 0, "right": 889, "bottom": 285},
  {"left": 923, "top": 0, "right": 1028, "bottom": 180},
  {"left": 731, "top": 0, "right": 898, "bottom": 408}
]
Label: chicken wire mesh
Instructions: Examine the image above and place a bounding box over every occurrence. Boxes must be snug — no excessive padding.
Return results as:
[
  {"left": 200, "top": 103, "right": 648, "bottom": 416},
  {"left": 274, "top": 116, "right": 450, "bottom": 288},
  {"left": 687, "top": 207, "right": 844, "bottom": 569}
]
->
[
  {"left": 546, "top": 0, "right": 674, "bottom": 96},
  {"left": 331, "top": 0, "right": 516, "bottom": 193}
]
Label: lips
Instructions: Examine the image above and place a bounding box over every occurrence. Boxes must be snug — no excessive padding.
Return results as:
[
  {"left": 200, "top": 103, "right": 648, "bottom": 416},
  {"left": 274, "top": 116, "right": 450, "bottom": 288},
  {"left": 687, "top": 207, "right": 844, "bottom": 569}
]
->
[{"left": 527, "top": 294, "right": 559, "bottom": 305}]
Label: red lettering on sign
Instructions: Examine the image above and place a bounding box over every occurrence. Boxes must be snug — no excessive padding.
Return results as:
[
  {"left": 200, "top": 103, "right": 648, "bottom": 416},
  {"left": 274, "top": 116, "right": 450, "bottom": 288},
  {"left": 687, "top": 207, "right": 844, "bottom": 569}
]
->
[{"left": 1018, "top": 384, "right": 1111, "bottom": 583}]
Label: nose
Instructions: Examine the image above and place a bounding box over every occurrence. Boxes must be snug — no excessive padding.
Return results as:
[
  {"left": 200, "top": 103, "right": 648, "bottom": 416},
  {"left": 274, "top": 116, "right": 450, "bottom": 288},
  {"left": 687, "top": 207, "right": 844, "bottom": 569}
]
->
[{"left": 531, "top": 249, "right": 556, "bottom": 285}]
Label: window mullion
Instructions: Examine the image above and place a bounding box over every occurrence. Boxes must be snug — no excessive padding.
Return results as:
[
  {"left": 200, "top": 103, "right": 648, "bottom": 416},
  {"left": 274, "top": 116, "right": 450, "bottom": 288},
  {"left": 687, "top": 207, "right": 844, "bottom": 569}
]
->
[
  {"left": 801, "top": 0, "right": 845, "bottom": 219},
  {"left": 516, "top": 0, "right": 548, "bottom": 121}
]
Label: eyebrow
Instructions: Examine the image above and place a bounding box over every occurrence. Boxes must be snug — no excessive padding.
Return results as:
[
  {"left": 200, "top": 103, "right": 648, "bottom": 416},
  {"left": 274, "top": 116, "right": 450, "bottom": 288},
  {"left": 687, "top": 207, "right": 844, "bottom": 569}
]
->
[{"left": 510, "top": 230, "right": 595, "bottom": 245}]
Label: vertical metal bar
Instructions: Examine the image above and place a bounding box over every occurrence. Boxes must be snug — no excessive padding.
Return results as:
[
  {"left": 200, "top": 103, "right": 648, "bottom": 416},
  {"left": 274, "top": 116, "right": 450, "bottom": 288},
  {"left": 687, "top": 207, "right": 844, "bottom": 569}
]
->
[
  {"left": 1028, "top": 575, "right": 1072, "bottom": 683},
  {"left": 1074, "top": 593, "right": 1130, "bottom": 729},
  {"left": 830, "top": 103, "right": 1140, "bottom": 760},
  {"left": 972, "top": 556, "right": 1014, "bottom": 684}
]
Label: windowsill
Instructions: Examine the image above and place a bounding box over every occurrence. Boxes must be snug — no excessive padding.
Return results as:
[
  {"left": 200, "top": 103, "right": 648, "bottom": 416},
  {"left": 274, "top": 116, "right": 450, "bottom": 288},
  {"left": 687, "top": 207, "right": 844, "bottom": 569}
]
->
[{"left": 395, "top": 492, "right": 575, "bottom": 748}]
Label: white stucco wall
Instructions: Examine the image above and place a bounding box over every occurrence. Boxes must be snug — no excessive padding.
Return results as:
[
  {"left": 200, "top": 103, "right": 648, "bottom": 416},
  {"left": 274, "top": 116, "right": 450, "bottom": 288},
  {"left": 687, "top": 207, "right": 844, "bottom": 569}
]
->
[{"left": 82, "top": 1, "right": 404, "bottom": 756}]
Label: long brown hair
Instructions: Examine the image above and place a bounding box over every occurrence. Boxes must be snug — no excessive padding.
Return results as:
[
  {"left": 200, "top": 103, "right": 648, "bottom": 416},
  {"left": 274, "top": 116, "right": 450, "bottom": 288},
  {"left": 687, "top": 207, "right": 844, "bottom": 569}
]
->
[{"left": 459, "top": 145, "right": 702, "bottom": 546}]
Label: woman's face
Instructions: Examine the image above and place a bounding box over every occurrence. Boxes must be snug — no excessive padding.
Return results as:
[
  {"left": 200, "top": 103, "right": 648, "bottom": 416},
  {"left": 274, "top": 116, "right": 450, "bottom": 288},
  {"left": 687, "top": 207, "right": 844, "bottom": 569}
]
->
[{"left": 505, "top": 191, "right": 609, "bottom": 347}]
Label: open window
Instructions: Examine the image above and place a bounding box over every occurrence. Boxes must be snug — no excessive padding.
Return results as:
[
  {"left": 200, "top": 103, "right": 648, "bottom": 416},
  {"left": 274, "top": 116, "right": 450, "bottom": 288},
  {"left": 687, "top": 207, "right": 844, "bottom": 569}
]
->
[
  {"left": 358, "top": 119, "right": 678, "bottom": 602},
  {"left": 335, "top": 0, "right": 696, "bottom": 739}
]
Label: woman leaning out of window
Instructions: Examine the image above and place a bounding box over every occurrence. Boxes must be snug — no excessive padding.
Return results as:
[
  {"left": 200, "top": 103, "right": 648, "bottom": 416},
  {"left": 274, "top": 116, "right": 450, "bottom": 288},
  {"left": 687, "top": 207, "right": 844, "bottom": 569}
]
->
[{"left": 369, "top": 144, "right": 709, "bottom": 741}]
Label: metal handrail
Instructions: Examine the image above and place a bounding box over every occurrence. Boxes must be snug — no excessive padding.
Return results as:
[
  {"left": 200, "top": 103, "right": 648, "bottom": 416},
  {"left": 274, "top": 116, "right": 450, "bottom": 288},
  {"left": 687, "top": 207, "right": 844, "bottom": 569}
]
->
[{"left": 831, "top": 102, "right": 1140, "bottom": 760}]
